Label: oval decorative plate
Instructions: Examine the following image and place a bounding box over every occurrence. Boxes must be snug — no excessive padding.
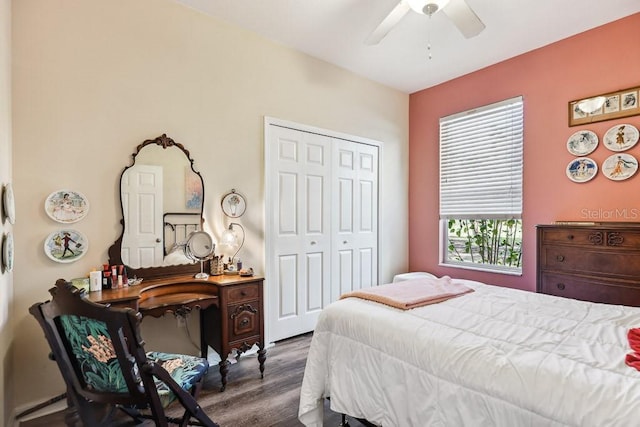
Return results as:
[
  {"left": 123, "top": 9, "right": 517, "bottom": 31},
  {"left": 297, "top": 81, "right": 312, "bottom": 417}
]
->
[
  {"left": 2, "top": 232, "right": 13, "bottom": 272},
  {"left": 603, "top": 123, "right": 639, "bottom": 152},
  {"left": 3, "top": 183, "right": 15, "bottom": 225},
  {"left": 601, "top": 153, "right": 638, "bottom": 181},
  {"left": 45, "top": 190, "right": 89, "bottom": 224},
  {"left": 566, "top": 157, "right": 598, "bottom": 183},
  {"left": 44, "top": 229, "right": 89, "bottom": 263},
  {"left": 566, "top": 130, "right": 598, "bottom": 156}
]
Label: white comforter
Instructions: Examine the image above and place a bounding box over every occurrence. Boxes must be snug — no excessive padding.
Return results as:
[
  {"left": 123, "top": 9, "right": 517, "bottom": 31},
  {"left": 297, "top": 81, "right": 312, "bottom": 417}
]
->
[{"left": 298, "top": 280, "right": 640, "bottom": 426}]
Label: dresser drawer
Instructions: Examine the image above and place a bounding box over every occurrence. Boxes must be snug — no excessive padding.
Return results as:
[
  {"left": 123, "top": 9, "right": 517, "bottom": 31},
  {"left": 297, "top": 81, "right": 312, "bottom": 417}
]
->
[
  {"left": 540, "top": 245, "right": 640, "bottom": 278},
  {"left": 540, "top": 227, "right": 640, "bottom": 249},
  {"left": 539, "top": 272, "right": 640, "bottom": 306},
  {"left": 226, "top": 283, "right": 260, "bottom": 303}
]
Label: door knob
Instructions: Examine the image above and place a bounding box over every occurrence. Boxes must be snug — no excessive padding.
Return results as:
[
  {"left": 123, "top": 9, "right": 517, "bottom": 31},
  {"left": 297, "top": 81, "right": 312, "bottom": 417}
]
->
[{"left": 156, "top": 238, "right": 161, "bottom": 243}]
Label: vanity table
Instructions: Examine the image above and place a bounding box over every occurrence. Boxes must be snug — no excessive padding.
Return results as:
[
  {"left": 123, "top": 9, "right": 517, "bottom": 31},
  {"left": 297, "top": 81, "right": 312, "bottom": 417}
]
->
[
  {"left": 98, "top": 134, "right": 266, "bottom": 391},
  {"left": 87, "top": 274, "right": 265, "bottom": 392}
]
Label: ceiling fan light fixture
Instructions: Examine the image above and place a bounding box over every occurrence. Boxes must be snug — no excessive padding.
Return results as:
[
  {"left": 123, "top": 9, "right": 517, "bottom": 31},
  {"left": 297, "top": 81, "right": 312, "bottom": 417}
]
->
[
  {"left": 577, "top": 96, "right": 606, "bottom": 114},
  {"left": 407, "top": 0, "right": 450, "bottom": 16}
]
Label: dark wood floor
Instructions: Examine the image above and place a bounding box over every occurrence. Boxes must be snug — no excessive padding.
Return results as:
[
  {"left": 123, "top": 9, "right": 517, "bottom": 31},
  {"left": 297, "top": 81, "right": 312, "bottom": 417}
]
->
[{"left": 19, "top": 333, "right": 355, "bottom": 427}]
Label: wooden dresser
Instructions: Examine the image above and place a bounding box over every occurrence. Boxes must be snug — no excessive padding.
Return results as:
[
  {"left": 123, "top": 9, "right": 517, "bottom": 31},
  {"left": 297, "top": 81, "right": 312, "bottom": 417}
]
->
[{"left": 537, "top": 223, "right": 640, "bottom": 306}]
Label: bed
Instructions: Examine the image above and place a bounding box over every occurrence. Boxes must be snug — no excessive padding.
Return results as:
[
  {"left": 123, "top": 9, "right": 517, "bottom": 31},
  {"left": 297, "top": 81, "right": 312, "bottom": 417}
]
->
[
  {"left": 163, "top": 212, "right": 202, "bottom": 255},
  {"left": 298, "top": 277, "right": 640, "bottom": 426}
]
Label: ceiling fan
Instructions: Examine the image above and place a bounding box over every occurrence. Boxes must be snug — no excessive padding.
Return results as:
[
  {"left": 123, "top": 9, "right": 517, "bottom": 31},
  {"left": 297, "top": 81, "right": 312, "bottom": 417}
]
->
[{"left": 366, "top": 0, "right": 486, "bottom": 45}]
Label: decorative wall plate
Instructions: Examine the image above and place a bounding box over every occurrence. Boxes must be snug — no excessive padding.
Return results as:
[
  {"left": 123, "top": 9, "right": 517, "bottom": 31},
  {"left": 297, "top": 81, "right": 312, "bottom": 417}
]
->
[
  {"left": 221, "top": 189, "right": 246, "bottom": 218},
  {"left": 3, "top": 183, "right": 15, "bottom": 224},
  {"left": 602, "top": 153, "right": 638, "bottom": 181},
  {"left": 45, "top": 190, "right": 89, "bottom": 224},
  {"left": 603, "top": 123, "right": 639, "bottom": 152},
  {"left": 566, "top": 130, "right": 598, "bottom": 156},
  {"left": 2, "top": 232, "right": 13, "bottom": 272},
  {"left": 566, "top": 157, "right": 598, "bottom": 183},
  {"left": 44, "top": 229, "right": 89, "bottom": 263}
]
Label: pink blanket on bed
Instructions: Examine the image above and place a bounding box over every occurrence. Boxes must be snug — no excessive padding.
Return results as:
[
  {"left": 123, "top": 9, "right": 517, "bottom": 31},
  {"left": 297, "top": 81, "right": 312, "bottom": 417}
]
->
[{"left": 340, "top": 276, "right": 474, "bottom": 310}]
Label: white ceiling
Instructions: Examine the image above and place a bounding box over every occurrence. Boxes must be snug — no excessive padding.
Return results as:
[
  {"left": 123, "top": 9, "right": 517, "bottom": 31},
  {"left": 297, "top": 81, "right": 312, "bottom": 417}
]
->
[{"left": 173, "top": 0, "right": 640, "bottom": 94}]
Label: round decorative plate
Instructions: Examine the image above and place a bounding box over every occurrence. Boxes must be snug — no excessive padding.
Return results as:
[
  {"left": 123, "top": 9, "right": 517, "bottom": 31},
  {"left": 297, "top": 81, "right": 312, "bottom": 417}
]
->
[
  {"left": 2, "top": 232, "right": 13, "bottom": 272},
  {"left": 566, "top": 157, "right": 598, "bottom": 183},
  {"left": 566, "top": 130, "right": 598, "bottom": 156},
  {"left": 603, "top": 123, "right": 639, "bottom": 152},
  {"left": 44, "top": 229, "right": 89, "bottom": 263},
  {"left": 45, "top": 190, "right": 89, "bottom": 224},
  {"left": 601, "top": 153, "right": 638, "bottom": 181},
  {"left": 3, "top": 183, "right": 15, "bottom": 225},
  {"left": 221, "top": 189, "right": 246, "bottom": 218}
]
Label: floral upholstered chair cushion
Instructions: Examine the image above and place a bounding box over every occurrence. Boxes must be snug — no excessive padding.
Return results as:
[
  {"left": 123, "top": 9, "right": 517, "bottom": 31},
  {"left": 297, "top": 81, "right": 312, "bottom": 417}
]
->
[{"left": 60, "top": 314, "right": 209, "bottom": 407}]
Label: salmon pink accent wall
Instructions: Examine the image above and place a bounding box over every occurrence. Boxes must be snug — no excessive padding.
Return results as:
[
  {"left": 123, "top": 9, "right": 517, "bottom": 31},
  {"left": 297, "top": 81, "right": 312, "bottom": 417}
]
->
[{"left": 409, "top": 13, "right": 640, "bottom": 291}]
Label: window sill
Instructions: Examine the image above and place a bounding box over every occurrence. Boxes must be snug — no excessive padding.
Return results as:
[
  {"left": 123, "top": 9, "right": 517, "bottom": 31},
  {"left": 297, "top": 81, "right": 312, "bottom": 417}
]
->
[{"left": 439, "top": 261, "right": 522, "bottom": 276}]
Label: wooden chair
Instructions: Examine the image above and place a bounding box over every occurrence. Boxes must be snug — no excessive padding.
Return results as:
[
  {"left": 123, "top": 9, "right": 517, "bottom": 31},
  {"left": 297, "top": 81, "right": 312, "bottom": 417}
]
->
[{"left": 29, "top": 279, "right": 219, "bottom": 427}]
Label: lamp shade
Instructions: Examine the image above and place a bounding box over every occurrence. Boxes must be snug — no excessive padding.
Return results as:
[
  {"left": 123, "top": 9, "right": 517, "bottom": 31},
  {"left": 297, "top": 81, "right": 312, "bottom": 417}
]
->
[
  {"left": 220, "top": 222, "right": 245, "bottom": 263},
  {"left": 221, "top": 226, "right": 238, "bottom": 246},
  {"left": 406, "top": 0, "right": 450, "bottom": 15}
]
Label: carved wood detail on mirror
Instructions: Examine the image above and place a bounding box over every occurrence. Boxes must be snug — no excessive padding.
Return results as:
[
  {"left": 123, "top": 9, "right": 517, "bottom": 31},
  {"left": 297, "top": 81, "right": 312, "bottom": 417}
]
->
[{"left": 108, "top": 134, "right": 208, "bottom": 280}]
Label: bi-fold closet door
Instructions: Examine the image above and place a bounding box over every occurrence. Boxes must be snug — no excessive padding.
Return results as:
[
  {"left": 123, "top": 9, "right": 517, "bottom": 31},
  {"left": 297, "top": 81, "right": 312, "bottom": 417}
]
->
[{"left": 265, "top": 120, "right": 379, "bottom": 342}]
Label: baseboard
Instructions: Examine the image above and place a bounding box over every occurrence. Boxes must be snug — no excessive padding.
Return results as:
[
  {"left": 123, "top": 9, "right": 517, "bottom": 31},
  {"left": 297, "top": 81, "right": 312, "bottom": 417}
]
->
[{"left": 11, "top": 394, "right": 67, "bottom": 425}]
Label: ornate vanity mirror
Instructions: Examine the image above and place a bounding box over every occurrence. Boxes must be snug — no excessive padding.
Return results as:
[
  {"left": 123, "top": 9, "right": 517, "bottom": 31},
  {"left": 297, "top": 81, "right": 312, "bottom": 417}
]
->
[{"left": 108, "top": 134, "right": 207, "bottom": 279}]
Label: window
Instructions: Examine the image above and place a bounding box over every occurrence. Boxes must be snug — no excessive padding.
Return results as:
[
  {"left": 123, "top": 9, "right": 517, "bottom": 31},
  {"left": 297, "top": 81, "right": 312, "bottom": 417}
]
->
[{"left": 439, "top": 96, "right": 523, "bottom": 274}]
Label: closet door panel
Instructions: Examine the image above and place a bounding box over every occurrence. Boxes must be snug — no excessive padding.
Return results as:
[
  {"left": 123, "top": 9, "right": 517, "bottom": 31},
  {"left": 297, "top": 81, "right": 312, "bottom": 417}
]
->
[
  {"left": 267, "top": 125, "right": 332, "bottom": 342},
  {"left": 266, "top": 121, "right": 379, "bottom": 342}
]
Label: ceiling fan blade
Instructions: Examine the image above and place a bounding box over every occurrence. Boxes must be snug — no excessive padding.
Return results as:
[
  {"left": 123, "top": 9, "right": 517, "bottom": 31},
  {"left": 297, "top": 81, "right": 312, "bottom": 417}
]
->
[
  {"left": 365, "top": 1, "right": 410, "bottom": 45},
  {"left": 442, "top": 0, "right": 486, "bottom": 38}
]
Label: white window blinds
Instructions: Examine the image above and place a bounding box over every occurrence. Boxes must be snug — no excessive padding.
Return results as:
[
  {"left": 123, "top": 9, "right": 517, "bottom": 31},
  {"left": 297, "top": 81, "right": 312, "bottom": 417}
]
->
[{"left": 439, "top": 96, "right": 523, "bottom": 219}]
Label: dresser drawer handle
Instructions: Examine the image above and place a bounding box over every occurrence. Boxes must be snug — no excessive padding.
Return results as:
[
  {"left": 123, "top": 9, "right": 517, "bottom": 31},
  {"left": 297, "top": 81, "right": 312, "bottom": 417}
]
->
[
  {"left": 240, "top": 291, "right": 247, "bottom": 296},
  {"left": 556, "top": 255, "right": 565, "bottom": 262},
  {"left": 240, "top": 318, "right": 250, "bottom": 327},
  {"left": 556, "top": 283, "right": 565, "bottom": 290},
  {"left": 567, "top": 234, "right": 574, "bottom": 240}
]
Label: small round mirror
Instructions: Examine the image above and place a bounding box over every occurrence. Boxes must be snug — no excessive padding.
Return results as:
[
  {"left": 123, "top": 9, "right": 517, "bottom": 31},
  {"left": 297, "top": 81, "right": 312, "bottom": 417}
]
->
[{"left": 184, "top": 231, "right": 214, "bottom": 279}]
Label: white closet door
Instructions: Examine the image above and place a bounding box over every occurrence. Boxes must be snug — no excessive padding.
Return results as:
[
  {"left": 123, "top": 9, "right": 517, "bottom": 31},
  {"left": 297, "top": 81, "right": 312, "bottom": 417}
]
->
[
  {"left": 331, "top": 139, "right": 379, "bottom": 300},
  {"left": 266, "top": 119, "right": 380, "bottom": 343},
  {"left": 266, "top": 125, "right": 332, "bottom": 342}
]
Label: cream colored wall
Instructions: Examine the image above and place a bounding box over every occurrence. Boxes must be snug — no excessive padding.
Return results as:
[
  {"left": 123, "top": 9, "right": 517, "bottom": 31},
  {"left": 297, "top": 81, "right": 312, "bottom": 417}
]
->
[
  {"left": 11, "top": 0, "right": 409, "bottom": 410},
  {"left": 0, "top": 0, "right": 13, "bottom": 423}
]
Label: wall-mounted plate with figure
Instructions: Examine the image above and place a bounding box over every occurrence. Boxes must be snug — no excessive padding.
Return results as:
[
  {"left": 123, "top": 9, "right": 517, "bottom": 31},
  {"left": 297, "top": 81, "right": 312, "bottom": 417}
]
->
[
  {"left": 3, "top": 183, "right": 15, "bottom": 224},
  {"left": 566, "top": 157, "right": 598, "bottom": 183},
  {"left": 44, "top": 229, "right": 88, "bottom": 263},
  {"left": 602, "top": 153, "right": 638, "bottom": 181},
  {"left": 603, "top": 124, "right": 639, "bottom": 152},
  {"left": 566, "top": 130, "right": 598, "bottom": 156},
  {"left": 45, "top": 190, "right": 89, "bottom": 224}
]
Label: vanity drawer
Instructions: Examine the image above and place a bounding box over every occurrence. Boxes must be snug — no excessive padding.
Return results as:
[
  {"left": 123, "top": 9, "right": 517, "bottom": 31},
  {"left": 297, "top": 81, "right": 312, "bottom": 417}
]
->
[
  {"left": 540, "top": 227, "right": 640, "bottom": 249},
  {"left": 539, "top": 272, "right": 640, "bottom": 306},
  {"left": 226, "top": 283, "right": 260, "bottom": 303},
  {"left": 227, "top": 302, "right": 261, "bottom": 341}
]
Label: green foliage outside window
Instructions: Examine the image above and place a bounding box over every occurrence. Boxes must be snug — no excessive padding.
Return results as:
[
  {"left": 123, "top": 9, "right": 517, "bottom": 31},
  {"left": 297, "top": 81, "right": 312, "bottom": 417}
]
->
[{"left": 447, "top": 219, "right": 522, "bottom": 268}]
